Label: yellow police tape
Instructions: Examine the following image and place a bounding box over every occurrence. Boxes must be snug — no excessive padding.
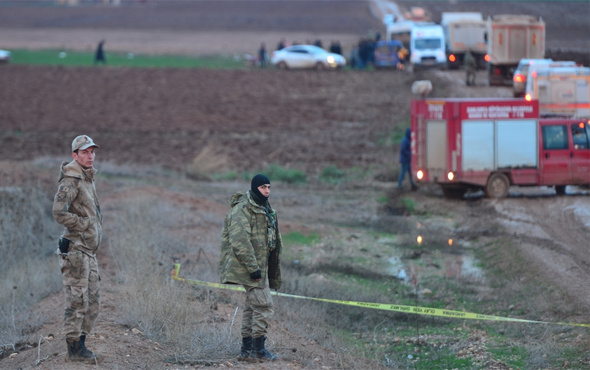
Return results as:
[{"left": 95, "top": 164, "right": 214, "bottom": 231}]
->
[{"left": 172, "top": 264, "right": 589, "bottom": 328}]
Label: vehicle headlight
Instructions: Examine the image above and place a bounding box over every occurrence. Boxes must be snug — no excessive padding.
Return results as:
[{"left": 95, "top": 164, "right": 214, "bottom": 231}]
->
[
  {"left": 447, "top": 172, "right": 454, "bottom": 181},
  {"left": 327, "top": 56, "right": 335, "bottom": 64},
  {"left": 416, "top": 170, "right": 424, "bottom": 180}
]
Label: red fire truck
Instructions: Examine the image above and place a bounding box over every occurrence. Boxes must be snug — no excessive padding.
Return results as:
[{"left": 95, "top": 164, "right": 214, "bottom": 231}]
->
[{"left": 411, "top": 98, "right": 590, "bottom": 198}]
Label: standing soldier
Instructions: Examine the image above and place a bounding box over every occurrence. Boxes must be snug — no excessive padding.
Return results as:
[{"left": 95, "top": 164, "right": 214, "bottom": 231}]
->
[
  {"left": 464, "top": 50, "right": 477, "bottom": 86},
  {"left": 53, "top": 135, "right": 103, "bottom": 363},
  {"left": 219, "top": 174, "right": 282, "bottom": 361}
]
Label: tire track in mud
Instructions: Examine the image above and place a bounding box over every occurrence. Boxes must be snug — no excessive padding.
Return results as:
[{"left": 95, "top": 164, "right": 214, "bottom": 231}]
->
[{"left": 491, "top": 195, "right": 590, "bottom": 309}]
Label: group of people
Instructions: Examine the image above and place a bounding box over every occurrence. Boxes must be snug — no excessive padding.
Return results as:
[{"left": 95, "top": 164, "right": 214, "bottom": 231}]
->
[
  {"left": 53, "top": 135, "right": 282, "bottom": 363},
  {"left": 53, "top": 129, "right": 416, "bottom": 363},
  {"left": 348, "top": 35, "right": 380, "bottom": 70}
]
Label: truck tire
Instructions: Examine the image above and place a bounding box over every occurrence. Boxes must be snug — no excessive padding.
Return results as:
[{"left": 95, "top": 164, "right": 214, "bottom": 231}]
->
[
  {"left": 441, "top": 185, "right": 467, "bottom": 199},
  {"left": 555, "top": 185, "right": 566, "bottom": 195},
  {"left": 485, "top": 173, "right": 510, "bottom": 198}
]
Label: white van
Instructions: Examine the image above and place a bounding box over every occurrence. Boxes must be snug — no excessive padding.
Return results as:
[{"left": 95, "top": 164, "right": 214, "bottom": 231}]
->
[
  {"left": 410, "top": 23, "right": 447, "bottom": 70},
  {"left": 386, "top": 20, "right": 415, "bottom": 49}
]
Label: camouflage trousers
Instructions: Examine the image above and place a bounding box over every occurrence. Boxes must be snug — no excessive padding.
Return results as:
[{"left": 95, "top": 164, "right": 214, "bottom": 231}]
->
[
  {"left": 466, "top": 70, "right": 476, "bottom": 86},
  {"left": 59, "top": 250, "right": 100, "bottom": 339},
  {"left": 241, "top": 279, "right": 274, "bottom": 338}
]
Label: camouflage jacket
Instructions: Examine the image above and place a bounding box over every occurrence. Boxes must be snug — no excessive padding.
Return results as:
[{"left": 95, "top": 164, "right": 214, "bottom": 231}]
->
[
  {"left": 219, "top": 191, "right": 282, "bottom": 289},
  {"left": 53, "top": 160, "right": 103, "bottom": 256},
  {"left": 464, "top": 52, "right": 477, "bottom": 72}
]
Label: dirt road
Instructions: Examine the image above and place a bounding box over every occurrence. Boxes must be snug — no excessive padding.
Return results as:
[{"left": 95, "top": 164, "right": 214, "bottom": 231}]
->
[{"left": 492, "top": 192, "right": 590, "bottom": 308}]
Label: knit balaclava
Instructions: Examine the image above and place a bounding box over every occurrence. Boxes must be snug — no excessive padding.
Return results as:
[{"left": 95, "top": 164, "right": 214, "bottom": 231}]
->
[{"left": 250, "top": 174, "right": 271, "bottom": 205}]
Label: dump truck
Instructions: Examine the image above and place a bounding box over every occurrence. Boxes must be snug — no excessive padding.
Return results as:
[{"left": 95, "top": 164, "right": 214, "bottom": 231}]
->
[
  {"left": 487, "top": 15, "right": 545, "bottom": 86},
  {"left": 441, "top": 12, "right": 487, "bottom": 69},
  {"left": 525, "top": 66, "right": 590, "bottom": 118},
  {"left": 411, "top": 98, "right": 590, "bottom": 198}
]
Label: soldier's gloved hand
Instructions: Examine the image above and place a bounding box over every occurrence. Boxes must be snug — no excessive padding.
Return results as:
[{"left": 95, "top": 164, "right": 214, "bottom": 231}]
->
[{"left": 250, "top": 270, "right": 262, "bottom": 280}]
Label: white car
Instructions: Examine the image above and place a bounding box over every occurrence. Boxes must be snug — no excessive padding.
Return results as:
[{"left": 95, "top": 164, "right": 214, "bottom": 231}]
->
[
  {"left": 271, "top": 45, "right": 346, "bottom": 70},
  {"left": 0, "top": 49, "right": 11, "bottom": 64},
  {"left": 512, "top": 58, "right": 552, "bottom": 97}
]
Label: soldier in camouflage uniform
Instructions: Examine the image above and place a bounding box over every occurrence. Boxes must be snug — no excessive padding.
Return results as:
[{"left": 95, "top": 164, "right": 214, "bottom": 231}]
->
[
  {"left": 464, "top": 50, "right": 477, "bottom": 86},
  {"left": 220, "top": 174, "right": 282, "bottom": 361},
  {"left": 53, "top": 135, "right": 103, "bottom": 364}
]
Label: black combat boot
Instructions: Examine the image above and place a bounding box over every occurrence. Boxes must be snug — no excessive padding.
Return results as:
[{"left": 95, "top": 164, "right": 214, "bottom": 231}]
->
[
  {"left": 251, "top": 336, "right": 278, "bottom": 360},
  {"left": 66, "top": 337, "right": 99, "bottom": 363},
  {"left": 238, "top": 336, "right": 253, "bottom": 359},
  {"left": 79, "top": 335, "right": 96, "bottom": 357}
]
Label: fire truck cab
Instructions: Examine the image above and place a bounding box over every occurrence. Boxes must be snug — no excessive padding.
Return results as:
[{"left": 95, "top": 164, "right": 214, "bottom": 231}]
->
[{"left": 411, "top": 98, "right": 590, "bottom": 198}]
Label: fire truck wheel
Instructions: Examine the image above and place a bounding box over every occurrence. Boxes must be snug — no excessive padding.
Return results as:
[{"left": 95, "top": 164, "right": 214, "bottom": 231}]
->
[
  {"left": 555, "top": 185, "right": 566, "bottom": 195},
  {"left": 441, "top": 185, "right": 467, "bottom": 199},
  {"left": 485, "top": 173, "right": 510, "bottom": 198}
]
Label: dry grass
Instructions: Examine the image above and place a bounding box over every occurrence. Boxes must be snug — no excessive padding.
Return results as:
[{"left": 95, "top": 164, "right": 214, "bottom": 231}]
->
[
  {"left": 106, "top": 193, "right": 391, "bottom": 368},
  {"left": 186, "top": 144, "right": 231, "bottom": 181},
  {"left": 0, "top": 182, "right": 61, "bottom": 352},
  {"left": 107, "top": 194, "right": 237, "bottom": 362}
]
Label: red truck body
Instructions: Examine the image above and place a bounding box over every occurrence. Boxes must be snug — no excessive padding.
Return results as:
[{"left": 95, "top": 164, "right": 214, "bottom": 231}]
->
[{"left": 411, "top": 98, "right": 590, "bottom": 198}]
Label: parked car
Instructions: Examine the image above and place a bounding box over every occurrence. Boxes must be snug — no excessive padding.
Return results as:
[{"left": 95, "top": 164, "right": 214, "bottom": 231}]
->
[
  {"left": 512, "top": 59, "right": 552, "bottom": 97},
  {"left": 0, "top": 49, "right": 11, "bottom": 64},
  {"left": 271, "top": 45, "right": 346, "bottom": 70}
]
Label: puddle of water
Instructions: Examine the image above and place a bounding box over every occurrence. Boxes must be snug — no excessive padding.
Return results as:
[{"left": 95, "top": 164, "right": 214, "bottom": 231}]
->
[
  {"left": 387, "top": 239, "right": 484, "bottom": 282},
  {"left": 443, "top": 254, "right": 484, "bottom": 280},
  {"left": 387, "top": 255, "right": 409, "bottom": 282}
]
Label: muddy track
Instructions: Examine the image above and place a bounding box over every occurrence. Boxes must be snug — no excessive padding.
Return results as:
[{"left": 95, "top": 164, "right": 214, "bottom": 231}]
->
[{"left": 492, "top": 194, "right": 590, "bottom": 309}]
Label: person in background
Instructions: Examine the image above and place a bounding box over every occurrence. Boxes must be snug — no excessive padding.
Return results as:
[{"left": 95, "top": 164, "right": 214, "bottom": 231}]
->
[
  {"left": 53, "top": 135, "right": 104, "bottom": 363},
  {"left": 94, "top": 40, "right": 106, "bottom": 66},
  {"left": 464, "top": 50, "right": 477, "bottom": 86},
  {"left": 329, "top": 41, "right": 342, "bottom": 55},
  {"left": 397, "top": 45, "right": 409, "bottom": 70},
  {"left": 398, "top": 128, "right": 418, "bottom": 191},
  {"left": 219, "top": 174, "right": 282, "bottom": 361},
  {"left": 348, "top": 46, "right": 359, "bottom": 69},
  {"left": 357, "top": 38, "right": 369, "bottom": 69},
  {"left": 258, "top": 43, "right": 268, "bottom": 68}
]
